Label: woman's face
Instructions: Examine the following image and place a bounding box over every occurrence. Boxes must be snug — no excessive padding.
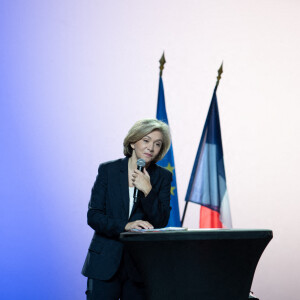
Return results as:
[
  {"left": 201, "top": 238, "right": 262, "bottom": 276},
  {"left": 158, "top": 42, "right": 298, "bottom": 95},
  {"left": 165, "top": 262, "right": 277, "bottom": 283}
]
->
[{"left": 131, "top": 130, "right": 163, "bottom": 164}]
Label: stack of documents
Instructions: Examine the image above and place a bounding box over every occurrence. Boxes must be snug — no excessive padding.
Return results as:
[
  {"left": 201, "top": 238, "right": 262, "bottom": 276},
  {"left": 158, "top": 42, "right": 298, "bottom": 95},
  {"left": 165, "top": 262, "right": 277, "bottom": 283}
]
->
[{"left": 130, "top": 227, "right": 188, "bottom": 233}]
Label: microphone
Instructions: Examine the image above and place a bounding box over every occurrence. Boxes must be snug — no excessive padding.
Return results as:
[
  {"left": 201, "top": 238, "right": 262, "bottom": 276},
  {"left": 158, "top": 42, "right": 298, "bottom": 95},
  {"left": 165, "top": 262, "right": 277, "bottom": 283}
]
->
[{"left": 133, "top": 158, "right": 146, "bottom": 203}]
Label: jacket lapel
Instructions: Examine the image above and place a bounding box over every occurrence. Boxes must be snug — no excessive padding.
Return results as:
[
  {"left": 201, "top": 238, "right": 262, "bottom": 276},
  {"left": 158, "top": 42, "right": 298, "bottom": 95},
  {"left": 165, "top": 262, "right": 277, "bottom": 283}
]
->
[
  {"left": 129, "top": 163, "right": 157, "bottom": 218},
  {"left": 120, "top": 157, "right": 130, "bottom": 218}
]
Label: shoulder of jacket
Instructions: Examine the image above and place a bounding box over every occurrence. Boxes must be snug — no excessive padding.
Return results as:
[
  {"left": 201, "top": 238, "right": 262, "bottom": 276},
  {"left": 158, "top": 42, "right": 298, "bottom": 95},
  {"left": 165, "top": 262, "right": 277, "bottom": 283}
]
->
[
  {"left": 97, "top": 157, "right": 127, "bottom": 171},
  {"left": 100, "top": 158, "right": 123, "bottom": 167},
  {"left": 153, "top": 164, "right": 173, "bottom": 179}
]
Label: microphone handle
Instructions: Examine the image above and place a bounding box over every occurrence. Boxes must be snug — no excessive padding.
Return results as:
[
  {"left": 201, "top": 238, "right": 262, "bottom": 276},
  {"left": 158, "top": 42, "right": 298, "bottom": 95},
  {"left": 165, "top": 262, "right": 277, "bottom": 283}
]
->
[{"left": 133, "top": 165, "right": 144, "bottom": 203}]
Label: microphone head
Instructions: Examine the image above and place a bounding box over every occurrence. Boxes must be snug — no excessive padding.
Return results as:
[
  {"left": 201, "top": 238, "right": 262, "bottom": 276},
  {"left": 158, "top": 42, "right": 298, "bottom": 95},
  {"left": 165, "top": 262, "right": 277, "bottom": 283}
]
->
[{"left": 136, "top": 158, "right": 146, "bottom": 168}]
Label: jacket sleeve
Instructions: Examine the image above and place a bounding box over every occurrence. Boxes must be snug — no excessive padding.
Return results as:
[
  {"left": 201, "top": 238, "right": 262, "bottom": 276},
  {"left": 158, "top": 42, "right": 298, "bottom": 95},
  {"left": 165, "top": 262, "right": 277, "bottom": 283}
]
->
[
  {"left": 140, "top": 169, "right": 172, "bottom": 228},
  {"left": 87, "top": 163, "right": 128, "bottom": 238}
]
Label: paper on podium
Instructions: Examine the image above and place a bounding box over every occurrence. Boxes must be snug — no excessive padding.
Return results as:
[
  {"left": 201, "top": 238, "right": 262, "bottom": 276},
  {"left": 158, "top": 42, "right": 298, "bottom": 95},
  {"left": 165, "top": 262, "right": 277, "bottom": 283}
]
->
[{"left": 130, "top": 227, "right": 188, "bottom": 233}]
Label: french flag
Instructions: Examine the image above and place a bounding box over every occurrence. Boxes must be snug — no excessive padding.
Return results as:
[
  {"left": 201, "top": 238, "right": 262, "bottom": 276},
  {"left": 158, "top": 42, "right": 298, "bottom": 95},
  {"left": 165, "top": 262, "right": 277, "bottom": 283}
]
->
[{"left": 185, "top": 82, "right": 232, "bottom": 228}]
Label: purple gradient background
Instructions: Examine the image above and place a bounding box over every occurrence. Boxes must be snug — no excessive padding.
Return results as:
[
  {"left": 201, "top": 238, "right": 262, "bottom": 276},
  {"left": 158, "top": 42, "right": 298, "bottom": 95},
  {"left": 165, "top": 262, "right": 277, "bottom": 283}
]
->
[{"left": 1, "top": 1, "right": 300, "bottom": 299}]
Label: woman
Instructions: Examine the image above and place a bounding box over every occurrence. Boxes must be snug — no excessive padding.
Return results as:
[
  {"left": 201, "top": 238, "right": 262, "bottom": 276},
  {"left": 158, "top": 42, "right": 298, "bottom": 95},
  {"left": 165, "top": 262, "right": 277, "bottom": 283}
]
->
[{"left": 82, "top": 119, "right": 172, "bottom": 300}]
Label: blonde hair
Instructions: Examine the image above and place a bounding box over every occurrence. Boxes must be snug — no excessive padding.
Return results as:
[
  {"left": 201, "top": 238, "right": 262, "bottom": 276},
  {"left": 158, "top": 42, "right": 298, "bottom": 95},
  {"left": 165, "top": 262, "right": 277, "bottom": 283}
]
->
[{"left": 123, "top": 119, "right": 171, "bottom": 163}]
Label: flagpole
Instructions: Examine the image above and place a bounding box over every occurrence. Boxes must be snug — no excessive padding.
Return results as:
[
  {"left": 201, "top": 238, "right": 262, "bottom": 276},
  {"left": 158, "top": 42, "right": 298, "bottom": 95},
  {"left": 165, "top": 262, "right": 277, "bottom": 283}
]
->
[
  {"left": 181, "top": 201, "right": 188, "bottom": 226},
  {"left": 159, "top": 52, "right": 166, "bottom": 77},
  {"left": 181, "top": 62, "right": 224, "bottom": 226},
  {"left": 215, "top": 62, "right": 223, "bottom": 92}
]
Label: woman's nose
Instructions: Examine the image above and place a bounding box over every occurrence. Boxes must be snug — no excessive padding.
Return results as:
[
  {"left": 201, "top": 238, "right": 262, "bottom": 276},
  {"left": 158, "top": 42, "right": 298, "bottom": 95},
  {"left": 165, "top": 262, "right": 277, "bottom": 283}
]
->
[{"left": 147, "top": 143, "right": 154, "bottom": 151}]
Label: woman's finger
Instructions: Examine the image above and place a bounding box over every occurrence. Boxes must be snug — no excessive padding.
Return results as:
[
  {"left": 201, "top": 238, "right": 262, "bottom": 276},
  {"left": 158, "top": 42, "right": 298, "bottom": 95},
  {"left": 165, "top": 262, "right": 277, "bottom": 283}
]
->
[
  {"left": 134, "top": 169, "right": 143, "bottom": 175},
  {"left": 136, "top": 220, "right": 153, "bottom": 229}
]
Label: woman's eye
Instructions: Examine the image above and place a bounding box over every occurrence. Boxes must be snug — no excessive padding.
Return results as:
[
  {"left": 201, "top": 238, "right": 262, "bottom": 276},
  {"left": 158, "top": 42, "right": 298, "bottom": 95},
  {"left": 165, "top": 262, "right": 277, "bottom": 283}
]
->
[
  {"left": 156, "top": 143, "right": 162, "bottom": 147},
  {"left": 143, "top": 139, "right": 149, "bottom": 143}
]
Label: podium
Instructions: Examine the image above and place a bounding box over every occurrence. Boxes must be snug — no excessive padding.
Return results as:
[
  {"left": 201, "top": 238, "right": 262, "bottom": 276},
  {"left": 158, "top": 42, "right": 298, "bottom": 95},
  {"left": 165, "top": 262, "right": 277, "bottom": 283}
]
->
[{"left": 120, "top": 229, "right": 272, "bottom": 300}]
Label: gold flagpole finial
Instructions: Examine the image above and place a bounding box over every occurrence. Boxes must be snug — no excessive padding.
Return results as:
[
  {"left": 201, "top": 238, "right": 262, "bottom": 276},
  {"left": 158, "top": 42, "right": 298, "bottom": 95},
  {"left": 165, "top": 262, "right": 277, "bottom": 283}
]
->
[
  {"left": 159, "top": 52, "right": 166, "bottom": 77},
  {"left": 216, "top": 62, "right": 223, "bottom": 89}
]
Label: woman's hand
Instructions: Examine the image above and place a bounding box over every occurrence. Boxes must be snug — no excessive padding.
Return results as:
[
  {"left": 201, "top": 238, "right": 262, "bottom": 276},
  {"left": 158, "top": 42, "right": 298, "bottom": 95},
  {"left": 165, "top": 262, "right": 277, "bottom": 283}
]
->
[
  {"left": 131, "top": 168, "right": 152, "bottom": 196},
  {"left": 125, "top": 220, "right": 154, "bottom": 231}
]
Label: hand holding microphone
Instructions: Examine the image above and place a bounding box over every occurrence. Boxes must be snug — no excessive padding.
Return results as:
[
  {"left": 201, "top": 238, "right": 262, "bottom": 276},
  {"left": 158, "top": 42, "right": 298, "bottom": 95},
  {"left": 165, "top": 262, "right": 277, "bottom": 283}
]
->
[{"left": 132, "top": 159, "right": 152, "bottom": 202}]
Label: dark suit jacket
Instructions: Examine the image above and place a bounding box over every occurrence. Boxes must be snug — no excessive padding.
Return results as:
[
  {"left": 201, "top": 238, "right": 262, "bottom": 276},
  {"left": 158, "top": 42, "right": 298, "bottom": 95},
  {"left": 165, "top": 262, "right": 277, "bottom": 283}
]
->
[{"left": 82, "top": 157, "right": 172, "bottom": 281}]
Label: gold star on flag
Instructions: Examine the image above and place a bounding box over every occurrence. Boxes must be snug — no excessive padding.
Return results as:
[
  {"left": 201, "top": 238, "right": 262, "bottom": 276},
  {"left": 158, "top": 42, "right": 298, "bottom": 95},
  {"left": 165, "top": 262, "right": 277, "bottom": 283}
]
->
[
  {"left": 164, "top": 163, "right": 175, "bottom": 175},
  {"left": 170, "top": 186, "right": 176, "bottom": 196}
]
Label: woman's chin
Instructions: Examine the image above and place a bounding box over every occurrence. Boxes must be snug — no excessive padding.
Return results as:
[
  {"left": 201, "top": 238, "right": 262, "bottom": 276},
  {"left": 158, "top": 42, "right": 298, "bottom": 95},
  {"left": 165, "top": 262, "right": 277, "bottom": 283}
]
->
[{"left": 142, "top": 156, "right": 153, "bottom": 164}]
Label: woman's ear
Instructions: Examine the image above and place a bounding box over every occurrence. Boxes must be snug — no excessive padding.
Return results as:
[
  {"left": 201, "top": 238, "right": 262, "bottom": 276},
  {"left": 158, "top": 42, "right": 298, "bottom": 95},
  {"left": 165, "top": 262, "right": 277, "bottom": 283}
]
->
[{"left": 130, "top": 143, "right": 135, "bottom": 150}]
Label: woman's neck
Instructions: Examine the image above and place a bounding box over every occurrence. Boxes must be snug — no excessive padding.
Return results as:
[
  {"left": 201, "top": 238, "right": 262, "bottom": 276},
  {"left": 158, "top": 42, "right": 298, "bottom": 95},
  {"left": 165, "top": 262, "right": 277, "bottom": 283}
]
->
[
  {"left": 128, "top": 156, "right": 137, "bottom": 172},
  {"left": 128, "top": 154, "right": 150, "bottom": 171}
]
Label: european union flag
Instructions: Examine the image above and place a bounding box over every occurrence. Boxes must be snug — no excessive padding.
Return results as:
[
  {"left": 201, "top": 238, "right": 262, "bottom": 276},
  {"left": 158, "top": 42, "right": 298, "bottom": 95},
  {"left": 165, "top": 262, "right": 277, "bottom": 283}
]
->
[{"left": 156, "top": 76, "right": 181, "bottom": 227}]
